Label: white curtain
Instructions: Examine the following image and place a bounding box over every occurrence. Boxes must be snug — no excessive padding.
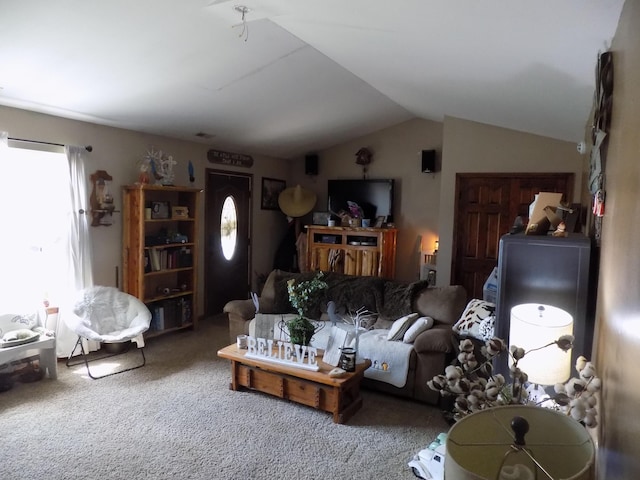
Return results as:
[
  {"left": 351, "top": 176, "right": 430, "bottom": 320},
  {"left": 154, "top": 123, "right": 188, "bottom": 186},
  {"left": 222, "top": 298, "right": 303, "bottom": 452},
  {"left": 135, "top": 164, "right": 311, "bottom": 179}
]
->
[
  {"left": 66, "top": 146, "right": 94, "bottom": 291},
  {"left": 55, "top": 145, "right": 99, "bottom": 357},
  {"left": 0, "top": 132, "right": 98, "bottom": 356}
]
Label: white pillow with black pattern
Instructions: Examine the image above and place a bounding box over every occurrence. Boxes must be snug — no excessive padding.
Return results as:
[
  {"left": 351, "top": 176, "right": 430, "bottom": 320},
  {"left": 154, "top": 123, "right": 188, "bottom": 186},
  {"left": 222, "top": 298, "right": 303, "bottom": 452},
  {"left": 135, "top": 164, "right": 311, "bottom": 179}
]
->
[
  {"left": 479, "top": 315, "right": 496, "bottom": 341},
  {"left": 386, "top": 313, "right": 419, "bottom": 341},
  {"left": 452, "top": 299, "right": 496, "bottom": 340}
]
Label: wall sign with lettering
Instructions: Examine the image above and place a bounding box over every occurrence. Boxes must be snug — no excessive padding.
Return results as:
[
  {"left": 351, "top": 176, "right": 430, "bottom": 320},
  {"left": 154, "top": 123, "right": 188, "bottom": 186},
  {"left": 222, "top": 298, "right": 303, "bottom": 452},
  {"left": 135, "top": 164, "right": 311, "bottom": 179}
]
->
[{"left": 207, "top": 149, "right": 254, "bottom": 168}]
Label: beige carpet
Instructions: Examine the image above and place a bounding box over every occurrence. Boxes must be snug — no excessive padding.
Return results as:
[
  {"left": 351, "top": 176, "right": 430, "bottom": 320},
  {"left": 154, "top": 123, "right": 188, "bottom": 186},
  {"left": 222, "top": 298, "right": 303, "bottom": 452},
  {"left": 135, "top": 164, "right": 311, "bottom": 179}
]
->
[{"left": 0, "top": 316, "right": 449, "bottom": 480}]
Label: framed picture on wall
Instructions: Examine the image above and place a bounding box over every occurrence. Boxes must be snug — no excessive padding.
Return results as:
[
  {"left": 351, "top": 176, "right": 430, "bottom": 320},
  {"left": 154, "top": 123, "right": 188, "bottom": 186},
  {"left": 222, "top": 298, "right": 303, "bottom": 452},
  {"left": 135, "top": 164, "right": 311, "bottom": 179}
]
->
[{"left": 261, "top": 177, "right": 286, "bottom": 210}]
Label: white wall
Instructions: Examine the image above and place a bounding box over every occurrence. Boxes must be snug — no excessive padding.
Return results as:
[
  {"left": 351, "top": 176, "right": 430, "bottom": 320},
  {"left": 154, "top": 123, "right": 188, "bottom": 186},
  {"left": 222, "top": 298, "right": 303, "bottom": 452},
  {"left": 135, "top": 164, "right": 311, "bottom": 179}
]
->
[
  {"left": 292, "top": 116, "right": 582, "bottom": 285},
  {"left": 291, "top": 118, "right": 444, "bottom": 282},
  {"left": 0, "top": 106, "right": 291, "bottom": 317},
  {"left": 0, "top": 105, "right": 586, "bottom": 314},
  {"left": 437, "top": 116, "right": 584, "bottom": 285},
  {"left": 593, "top": 1, "right": 640, "bottom": 476}
]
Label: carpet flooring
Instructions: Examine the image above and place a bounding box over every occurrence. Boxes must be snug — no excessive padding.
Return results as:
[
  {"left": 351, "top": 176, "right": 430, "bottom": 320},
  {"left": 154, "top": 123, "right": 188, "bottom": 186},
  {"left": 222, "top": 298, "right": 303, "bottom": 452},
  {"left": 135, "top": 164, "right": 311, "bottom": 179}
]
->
[{"left": 0, "top": 316, "right": 449, "bottom": 479}]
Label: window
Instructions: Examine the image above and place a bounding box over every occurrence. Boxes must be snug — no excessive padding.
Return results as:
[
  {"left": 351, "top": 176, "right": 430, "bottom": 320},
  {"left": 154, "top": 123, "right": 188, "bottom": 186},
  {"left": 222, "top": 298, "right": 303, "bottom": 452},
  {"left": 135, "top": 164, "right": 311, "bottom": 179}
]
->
[
  {"left": 220, "top": 195, "right": 238, "bottom": 260},
  {"left": 0, "top": 144, "right": 72, "bottom": 311}
]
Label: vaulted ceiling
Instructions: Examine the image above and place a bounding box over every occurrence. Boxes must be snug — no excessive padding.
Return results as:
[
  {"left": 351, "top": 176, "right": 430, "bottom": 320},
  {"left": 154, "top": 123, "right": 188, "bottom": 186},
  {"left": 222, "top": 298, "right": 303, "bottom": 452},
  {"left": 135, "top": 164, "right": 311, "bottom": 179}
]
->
[{"left": 0, "top": 0, "right": 624, "bottom": 158}]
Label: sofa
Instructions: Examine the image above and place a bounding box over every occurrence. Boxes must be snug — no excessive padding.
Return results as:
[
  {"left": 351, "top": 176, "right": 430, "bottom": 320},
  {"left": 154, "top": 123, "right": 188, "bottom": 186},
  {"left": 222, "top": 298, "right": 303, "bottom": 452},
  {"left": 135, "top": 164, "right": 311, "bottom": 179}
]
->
[{"left": 223, "top": 270, "right": 467, "bottom": 405}]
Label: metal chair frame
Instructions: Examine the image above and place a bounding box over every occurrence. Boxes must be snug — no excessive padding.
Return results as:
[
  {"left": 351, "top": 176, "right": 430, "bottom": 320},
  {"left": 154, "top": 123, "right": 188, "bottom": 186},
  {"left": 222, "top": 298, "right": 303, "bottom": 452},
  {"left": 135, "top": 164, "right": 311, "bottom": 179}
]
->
[{"left": 66, "top": 336, "right": 146, "bottom": 379}]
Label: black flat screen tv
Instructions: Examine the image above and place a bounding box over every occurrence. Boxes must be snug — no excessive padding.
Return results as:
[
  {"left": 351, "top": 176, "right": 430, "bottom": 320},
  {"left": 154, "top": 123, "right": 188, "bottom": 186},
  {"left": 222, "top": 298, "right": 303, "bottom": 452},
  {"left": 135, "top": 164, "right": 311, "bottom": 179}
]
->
[{"left": 327, "top": 178, "right": 395, "bottom": 222}]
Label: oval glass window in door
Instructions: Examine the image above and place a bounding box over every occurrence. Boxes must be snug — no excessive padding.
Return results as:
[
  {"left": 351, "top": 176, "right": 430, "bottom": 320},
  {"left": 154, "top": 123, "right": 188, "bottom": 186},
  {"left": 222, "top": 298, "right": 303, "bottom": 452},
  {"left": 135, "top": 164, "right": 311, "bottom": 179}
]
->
[{"left": 220, "top": 196, "right": 238, "bottom": 260}]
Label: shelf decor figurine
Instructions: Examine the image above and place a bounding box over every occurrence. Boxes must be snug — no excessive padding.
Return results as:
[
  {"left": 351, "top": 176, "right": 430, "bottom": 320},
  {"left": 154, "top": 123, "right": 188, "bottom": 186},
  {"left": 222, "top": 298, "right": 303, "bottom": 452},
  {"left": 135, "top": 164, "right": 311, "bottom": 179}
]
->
[
  {"left": 355, "top": 147, "right": 372, "bottom": 178},
  {"left": 188, "top": 160, "right": 195, "bottom": 186},
  {"left": 138, "top": 160, "right": 150, "bottom": 184},
  {"left": 144, "top": 147, "right": 176, "bottom": 186}
]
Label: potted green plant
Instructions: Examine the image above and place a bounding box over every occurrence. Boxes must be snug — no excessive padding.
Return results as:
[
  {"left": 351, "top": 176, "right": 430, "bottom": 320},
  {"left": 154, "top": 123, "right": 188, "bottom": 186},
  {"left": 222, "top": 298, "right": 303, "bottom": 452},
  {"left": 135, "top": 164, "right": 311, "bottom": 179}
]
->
[{"left": 285, "top": 272, "right": 328, "bottom": 346}]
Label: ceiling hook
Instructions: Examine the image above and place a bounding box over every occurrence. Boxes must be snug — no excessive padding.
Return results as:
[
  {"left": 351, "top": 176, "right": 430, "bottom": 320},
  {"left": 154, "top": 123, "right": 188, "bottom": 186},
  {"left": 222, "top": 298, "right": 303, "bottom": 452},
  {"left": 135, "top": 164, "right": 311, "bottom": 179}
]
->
[{"left": 233, "top": 5, "right": 250, "bottom": 42}]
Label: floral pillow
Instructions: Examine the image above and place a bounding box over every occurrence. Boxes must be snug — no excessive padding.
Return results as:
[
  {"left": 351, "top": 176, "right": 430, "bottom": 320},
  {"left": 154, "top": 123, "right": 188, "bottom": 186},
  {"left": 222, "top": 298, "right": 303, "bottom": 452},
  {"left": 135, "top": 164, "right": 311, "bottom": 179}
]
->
[{"left": 452, "top": 299, "right": 496, "bottom": 340}]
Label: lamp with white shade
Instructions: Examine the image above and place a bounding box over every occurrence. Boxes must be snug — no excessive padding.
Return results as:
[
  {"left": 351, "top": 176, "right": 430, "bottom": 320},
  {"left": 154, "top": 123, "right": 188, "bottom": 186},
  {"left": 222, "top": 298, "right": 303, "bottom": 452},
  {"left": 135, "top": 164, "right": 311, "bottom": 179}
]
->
[
  {"left": 509, "top": 303, "right": 574, "bottom": 386},
  {"left": 445, "top": 405, "right": 595, "bottom": 480}
]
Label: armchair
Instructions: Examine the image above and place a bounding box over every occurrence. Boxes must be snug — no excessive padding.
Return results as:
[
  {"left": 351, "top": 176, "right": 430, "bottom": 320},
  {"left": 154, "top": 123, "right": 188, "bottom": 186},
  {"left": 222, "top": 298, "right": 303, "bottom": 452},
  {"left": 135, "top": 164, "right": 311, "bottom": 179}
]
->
[{"left": 64, "top": 286, "right": 152, "bottom": 379}]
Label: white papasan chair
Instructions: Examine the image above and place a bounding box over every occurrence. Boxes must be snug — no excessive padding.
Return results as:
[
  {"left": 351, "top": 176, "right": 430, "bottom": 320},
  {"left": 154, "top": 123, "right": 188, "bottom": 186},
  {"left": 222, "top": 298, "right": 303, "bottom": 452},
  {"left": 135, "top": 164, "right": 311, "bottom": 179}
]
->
[{"left": 64, "top": 286, "right": 152, "bottom": 379}]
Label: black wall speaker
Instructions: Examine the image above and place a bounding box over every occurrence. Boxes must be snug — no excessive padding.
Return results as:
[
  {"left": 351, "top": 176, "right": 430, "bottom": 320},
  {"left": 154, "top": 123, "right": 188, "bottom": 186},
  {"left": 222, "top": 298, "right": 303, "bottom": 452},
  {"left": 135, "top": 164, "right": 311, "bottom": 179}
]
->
[
  {"left": 421, "top": 149, "right": 436, "bottom": 173},
  {"left": 305, "top": 154, "right": 319, "bottom": 175}
]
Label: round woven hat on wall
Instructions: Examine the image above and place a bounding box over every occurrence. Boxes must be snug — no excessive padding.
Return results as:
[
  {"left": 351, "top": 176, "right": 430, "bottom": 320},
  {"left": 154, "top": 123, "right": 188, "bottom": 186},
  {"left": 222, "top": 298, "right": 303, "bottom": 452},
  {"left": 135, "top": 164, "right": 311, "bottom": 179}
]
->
[{"left": 278, "top": 185, "right": 317, "bottom": 218}]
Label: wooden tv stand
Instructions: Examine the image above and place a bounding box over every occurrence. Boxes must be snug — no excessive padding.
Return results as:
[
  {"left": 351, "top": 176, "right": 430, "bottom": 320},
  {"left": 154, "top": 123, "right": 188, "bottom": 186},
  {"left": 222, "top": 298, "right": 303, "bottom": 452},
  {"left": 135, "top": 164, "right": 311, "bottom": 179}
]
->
[
  {"left": 306, "top": 225, "right": 397, "bottom": 278},
  {"left": 217, "top": 344, "right": 371, "bottom": 424}
]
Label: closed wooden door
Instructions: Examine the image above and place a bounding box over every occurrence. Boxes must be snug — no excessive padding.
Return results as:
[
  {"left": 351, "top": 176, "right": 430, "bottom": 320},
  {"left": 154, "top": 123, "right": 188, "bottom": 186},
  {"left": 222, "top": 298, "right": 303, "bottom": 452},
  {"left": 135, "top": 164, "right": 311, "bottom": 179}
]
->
[
  {"left": 452, "top": 173, "right": 573, "bottom": 300},
  {"left": 205, "top": 170, "right": 252, "bottom": 316}
]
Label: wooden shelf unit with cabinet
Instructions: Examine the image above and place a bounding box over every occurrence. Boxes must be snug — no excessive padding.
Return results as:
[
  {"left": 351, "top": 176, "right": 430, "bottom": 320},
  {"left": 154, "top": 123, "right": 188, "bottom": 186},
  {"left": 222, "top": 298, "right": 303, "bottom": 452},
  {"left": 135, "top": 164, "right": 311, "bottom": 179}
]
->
[
  {"left": 122, "top": 184, "right": 202, "bottom": 337},
  {"left": 306, "top": 225, "right": 397, "bottom": 278}
]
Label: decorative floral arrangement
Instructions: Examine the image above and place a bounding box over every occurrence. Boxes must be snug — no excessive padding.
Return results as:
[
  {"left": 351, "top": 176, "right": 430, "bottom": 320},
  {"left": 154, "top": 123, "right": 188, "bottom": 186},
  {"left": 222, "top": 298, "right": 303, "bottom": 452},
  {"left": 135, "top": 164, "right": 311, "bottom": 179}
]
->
[
  {"left": 428, "top": 335, "right": 601, "bottom": 427},
  {"left": 285, "top": 272, "right": 328, "bottom": 345},
  {"left": 139, "top": 147, "right": 176, "bottom": 186},
  {"left": 347, "top": 201, "right": 364, "bottom": 219}
]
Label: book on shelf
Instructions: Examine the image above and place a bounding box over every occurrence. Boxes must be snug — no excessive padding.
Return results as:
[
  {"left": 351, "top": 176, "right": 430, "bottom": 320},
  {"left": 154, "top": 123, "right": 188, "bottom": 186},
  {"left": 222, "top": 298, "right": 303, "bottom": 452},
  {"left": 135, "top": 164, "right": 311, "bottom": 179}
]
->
[
  {"left": 144, "top": 250, "right": 152, "bottom": 273},
  {"left": 164, "top": 299, "right": 179, "bottom": 329},
  {"left": 178, "top": 248, "right": 193, "bottom": 268},
  {"left": 147, "top": 247, "right": 192, "bottom": 272},
  {"left": 149, "top": 248, "right": 161, "bottom": 271},
  {"left": 178, "top": 297, "right": 192, "bottom": 325},
  {"left": 150, "top": 305, "right": 165, "bottom": 331}
]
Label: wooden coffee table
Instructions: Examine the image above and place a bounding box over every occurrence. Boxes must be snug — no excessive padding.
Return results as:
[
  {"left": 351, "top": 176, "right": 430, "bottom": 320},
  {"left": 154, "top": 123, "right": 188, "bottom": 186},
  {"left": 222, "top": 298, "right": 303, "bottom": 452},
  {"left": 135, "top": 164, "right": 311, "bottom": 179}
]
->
[{"left": 217, "top": 343, "right": 371, "bottom": 424}]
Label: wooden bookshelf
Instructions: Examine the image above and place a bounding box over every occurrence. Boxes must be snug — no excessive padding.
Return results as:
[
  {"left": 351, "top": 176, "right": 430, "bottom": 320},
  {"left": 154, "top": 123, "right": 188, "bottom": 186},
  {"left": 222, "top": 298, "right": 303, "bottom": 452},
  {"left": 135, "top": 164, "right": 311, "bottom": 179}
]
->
[{"left": 122, "top": 184, "right": 202, "bottom": 336}]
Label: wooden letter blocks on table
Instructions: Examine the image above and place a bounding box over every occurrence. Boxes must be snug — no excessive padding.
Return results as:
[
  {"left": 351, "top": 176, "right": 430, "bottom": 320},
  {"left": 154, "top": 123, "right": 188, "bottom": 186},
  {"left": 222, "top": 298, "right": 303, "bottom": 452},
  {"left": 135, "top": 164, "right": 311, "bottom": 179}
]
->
[{"left": 217, "top": 343, "right": 371, "bottom": 424}]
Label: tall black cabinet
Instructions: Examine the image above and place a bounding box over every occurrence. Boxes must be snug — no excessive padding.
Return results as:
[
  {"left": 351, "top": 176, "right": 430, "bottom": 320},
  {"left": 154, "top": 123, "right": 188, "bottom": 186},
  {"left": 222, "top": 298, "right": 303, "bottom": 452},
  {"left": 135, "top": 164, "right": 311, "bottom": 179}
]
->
[{"left": 495, "top": 233, "right": 597, "bottom": 375}]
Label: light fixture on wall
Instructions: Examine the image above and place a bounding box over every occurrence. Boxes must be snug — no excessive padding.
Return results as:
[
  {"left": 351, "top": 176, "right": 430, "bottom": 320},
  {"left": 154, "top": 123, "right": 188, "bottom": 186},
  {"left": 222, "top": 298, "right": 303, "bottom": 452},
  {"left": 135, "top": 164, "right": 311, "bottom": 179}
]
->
[
  {"left": 419, "top": 237, "right": 438, "bottom": 284},
  {"left": 509, "top": 303, "right": 574, "bottom": 386}
]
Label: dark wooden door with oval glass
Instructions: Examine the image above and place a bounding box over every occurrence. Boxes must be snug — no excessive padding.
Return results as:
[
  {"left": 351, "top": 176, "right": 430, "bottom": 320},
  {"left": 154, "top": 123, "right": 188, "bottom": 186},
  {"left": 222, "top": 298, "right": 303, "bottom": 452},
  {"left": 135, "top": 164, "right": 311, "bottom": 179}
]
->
[
  {"left": 205, "top": 170, "right": 252, "bottom": 316},
  {"left": 452, "top": 173, "right": 573, "bottom": 300}
]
